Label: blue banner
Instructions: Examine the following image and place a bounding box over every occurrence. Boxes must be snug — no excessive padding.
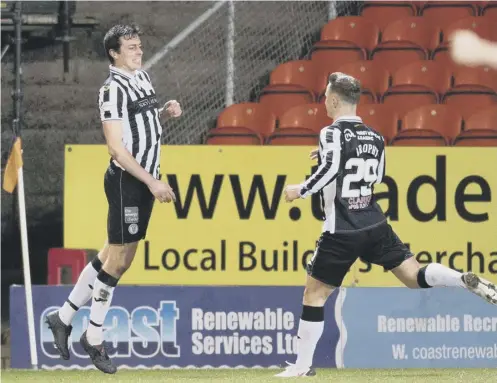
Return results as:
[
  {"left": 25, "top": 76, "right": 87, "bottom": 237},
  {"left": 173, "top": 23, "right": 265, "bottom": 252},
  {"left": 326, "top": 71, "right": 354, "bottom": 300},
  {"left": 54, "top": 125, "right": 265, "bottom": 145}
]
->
[
  {"left": 341, "top": 288, "right": 497, "bottom": 368},
  {"left": 10, "top": 286, "right": 341, "bottom": 369}
]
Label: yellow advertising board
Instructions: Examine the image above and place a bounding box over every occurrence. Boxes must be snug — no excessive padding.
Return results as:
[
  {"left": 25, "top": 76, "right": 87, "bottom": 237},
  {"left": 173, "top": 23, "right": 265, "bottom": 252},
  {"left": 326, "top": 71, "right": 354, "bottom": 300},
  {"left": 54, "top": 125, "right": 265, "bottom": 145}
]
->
[{"left": 64, "top": 146, "right": 497, "bottom": 286}]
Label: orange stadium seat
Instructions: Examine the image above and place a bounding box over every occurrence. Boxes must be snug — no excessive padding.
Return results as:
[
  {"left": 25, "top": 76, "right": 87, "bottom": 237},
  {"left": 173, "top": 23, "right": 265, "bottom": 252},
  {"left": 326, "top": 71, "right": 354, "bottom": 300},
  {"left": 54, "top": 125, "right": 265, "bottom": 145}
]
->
[
  {"left": 205, "top": 127, "right": 263, "bottom": 145},
  {"left": 371, "top": 41, "right": 428, "bottom": 73},
  {"left": 357, "top": 104, "right": 400, "bottom": 143},
  {"left": 431, "top": 46, "right": 454, "bottom": 66},
  {"left": 443, "top": 80, "right": 497, "bottom": 120},
  {"left": 381, "top": 89, "right": 438, "bottom": 120},
  {"left": 337, "top": 61, "right": 391, "bottom": 100},
  {"left": 452, "top": 66, "right": 497, "bottom": 93},
  {"left": 391, "top": 61, "right": 453, "bottom": 96},
  {"left": 440, "top": 16, "right": 494, "bottom": 47},
  {"left": 311, "top": 42, "right": 368, "bottom": 85},
  {"left": 400, "top": 104, "right": 463, "bottom": 144},
  {"left": 262, "top": 60, "right": 317, "bottom": 99},
  {"left": 267, "top": 128, "right": 319, "bottom": 146},
  {"left": 279, "top": 104, "right": 332, "bottom": 134},
  {"left": 391, "top": 130, "right": 448, "bottom": 146},
  {"left": 453, "top": 130, "right": 497, "bottom": 146},
  {"left": 259, "top": 93, "right": 315, "bottom": 121},
  {"left": 464, "top": 107, "right": 497, "bottom": 132},
  {"left": 381, "top": 17, "right": 441, "bottom": 52},
  {"left": 317, "top": 16, "right": 380, "bottom": 53},
  {"left": 360, "top": 1, "right": 418, "bottom": 31},
  {"left": 216, "top": 102, "right": 277, "bottom": 138},
  {"left": 420, "top": 1, "right": 478, "bottom": 29},
  {"left": 482, "top": 2, "right": 497, "bottom": 17}
]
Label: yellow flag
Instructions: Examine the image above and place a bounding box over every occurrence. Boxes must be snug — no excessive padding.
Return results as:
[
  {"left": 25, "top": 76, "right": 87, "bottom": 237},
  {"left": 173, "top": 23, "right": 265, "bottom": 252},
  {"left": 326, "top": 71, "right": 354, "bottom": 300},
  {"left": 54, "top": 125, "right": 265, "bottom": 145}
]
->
[{"left": 3, "top": 137, "right": 23, "bottom": 193}]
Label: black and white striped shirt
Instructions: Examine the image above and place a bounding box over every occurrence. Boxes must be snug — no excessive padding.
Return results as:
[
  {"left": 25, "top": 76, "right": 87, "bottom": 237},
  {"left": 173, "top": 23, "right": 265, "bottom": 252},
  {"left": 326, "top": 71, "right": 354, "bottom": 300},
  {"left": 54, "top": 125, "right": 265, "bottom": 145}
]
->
[
  {"left": 300, "top": 116, "right": 386, "bottom": 233},
  {"left": 98, "top": 65, "right": 163, "bottom": 179}
]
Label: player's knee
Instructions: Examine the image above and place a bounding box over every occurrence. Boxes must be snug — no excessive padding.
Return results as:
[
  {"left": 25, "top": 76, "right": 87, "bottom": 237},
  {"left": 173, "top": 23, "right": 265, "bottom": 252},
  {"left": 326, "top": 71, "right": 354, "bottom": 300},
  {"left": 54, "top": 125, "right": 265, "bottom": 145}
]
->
[{"left": 303, "top": 285, "right": 333, "bottom": 306}]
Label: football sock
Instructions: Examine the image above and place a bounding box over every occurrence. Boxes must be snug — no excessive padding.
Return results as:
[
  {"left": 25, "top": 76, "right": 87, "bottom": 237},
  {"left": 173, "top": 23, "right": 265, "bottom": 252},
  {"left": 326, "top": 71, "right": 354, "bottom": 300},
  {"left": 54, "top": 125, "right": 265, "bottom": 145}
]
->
[
  {"left": 59, "top": 257, "right": 102, "bottom": 326},
  {"left": 295, "top": 305, "right": 324, "bottom": 369},
  {"left": 86, "top": 270, "right": 119, "bottom": 346},
  {"left": 417, "top": 263, "right": 464, "bottom": 288}
]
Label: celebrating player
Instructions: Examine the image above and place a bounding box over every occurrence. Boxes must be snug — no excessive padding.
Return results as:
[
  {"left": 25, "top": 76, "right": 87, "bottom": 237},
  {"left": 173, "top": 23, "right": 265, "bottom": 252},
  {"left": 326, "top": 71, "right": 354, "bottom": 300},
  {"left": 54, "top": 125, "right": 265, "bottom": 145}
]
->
[
  {"left": 275, "top": 73, "right": 497, "bottom": 378},
  {"left": 45, "top": 24, "right": 182, "bottom": 374}
]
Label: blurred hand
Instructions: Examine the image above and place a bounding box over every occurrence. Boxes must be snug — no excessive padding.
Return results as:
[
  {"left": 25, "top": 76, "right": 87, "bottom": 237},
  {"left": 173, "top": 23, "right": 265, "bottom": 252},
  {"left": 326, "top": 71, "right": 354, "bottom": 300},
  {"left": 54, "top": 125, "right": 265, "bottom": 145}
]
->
[
  {"left": 148, "top": 179, "right": 176, "bottom": 203},
  {"left": 163, "top": 100, "right": 182, "bottom": 118},
  {"left": 310, "top": 148, "right": 319, "bottom": 160},
  {"left": 284, "top": 185, "right": 302, "bottom": 203},
  {"left": 449, "top": 29, "right": 486, "bottom": 67}
]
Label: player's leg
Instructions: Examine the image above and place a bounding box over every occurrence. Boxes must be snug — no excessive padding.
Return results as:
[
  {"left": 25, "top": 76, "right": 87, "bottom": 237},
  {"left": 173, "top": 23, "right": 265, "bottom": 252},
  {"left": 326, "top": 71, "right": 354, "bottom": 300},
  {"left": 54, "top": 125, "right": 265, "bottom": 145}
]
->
[
  {"left": 275, "top": 232, "right": 358, "bottom": 378},
  {"left": 370, "top": 223, "right": 497, "bottom": 304},
  {"left": 80, "top": 165, "right": 156, "bottom": 374},
  {"left": 45, "top": 243, "right": 110, "bottom": 360}
]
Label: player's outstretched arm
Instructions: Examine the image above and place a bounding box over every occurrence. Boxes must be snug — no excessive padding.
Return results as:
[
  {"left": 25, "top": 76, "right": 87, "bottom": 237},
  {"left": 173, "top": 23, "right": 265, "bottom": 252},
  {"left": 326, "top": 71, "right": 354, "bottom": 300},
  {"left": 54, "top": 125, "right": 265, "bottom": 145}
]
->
[{"left": 450, "top": 30, "right": 497, "bottom": 69}]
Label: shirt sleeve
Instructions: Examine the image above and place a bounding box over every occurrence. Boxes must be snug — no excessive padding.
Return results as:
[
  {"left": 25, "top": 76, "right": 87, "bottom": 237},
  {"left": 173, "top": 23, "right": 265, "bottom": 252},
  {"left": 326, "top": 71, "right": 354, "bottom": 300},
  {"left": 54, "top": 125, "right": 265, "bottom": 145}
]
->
[
  {"left": 99, "top": 81, "right": 126, "bottom": 122},
  {"left": 299, "top": 126, "right": 342, "bottom": 198}
]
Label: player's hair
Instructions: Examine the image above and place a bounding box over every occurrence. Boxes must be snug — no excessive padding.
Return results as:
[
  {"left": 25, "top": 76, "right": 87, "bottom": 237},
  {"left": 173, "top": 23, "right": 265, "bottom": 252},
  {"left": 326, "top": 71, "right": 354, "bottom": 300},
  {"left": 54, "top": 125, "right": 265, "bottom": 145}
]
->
[
  {"left": 328, "top": 72, "right": 361, "bottom": 105},
  {"left": 103, "top": 24, "right": 142, "bottom": 64}
]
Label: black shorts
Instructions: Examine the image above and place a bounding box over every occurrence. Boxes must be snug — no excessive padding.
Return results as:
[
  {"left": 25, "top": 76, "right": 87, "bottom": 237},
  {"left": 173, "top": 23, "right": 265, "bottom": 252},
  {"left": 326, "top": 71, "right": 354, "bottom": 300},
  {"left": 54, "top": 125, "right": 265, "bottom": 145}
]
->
[
  {"left": 307, "top": 222, "right": 413, "bottom": 287},
  {"left": 104, "top": 162, "right": 155, "bottom": 245}
]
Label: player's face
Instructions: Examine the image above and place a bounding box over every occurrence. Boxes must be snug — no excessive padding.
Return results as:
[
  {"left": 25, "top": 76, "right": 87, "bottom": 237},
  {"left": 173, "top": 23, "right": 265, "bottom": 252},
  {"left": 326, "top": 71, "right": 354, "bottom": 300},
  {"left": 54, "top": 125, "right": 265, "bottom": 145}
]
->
[{"left": 113, "top": 36, "right": 143, "bottom": 72}]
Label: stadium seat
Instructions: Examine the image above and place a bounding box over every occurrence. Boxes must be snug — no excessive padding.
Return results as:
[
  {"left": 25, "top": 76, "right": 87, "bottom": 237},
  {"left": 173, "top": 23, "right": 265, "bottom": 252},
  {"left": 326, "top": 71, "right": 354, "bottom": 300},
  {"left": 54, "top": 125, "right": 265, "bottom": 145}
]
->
[
  {"left": 337, "top": 61, "right": 390, "bottom": 100},
  {"left": 464, "top": 107, "right": 497, "bottom": 132},
  {"left": 431, "top": 46, "right": 454, "bottom": 65},
  {"left": 317, "top": 16, "right": 380, "bottom": 54},
  {"left": 381, "top": 89, "right": 438, "bottom": 120},
  {"left": 279, "top": 103, "right": 332, "bottom": 133},
  {"left": 420, "top": 1, "right": 478, "bottom": 29},
  {"left": 48, "top": 248, "right": 88, "bottom": 285},
  {"left": 216, "top": 102, "right": 277, "bottom": 138},
  {"left": 311, "top": 42, "right": 368, "bottom": 84},
  {"left": 261, "top": 60, "right": 317, "bottom": 100},
  {"left": 391, "top": 131, "right": 448, "bottom": 146},
  {"left": 400, "top": 104, "right": 463, "bottom": 143},
  {"left": 258, "top": 93, "right": 315, "bottom": 121},
  {"left": 391, "top": 61, "right": 453, "bottom": 96},
  {"left": 443, "top": 89, "right": 497, "bottom": 120},
  {"left": 267, "top": 128, "right": 319, "bottom": 146},
  {"left": 452, "top": 66, "right": 497, "bottom": 93},
  {"left": 360, "top": 1, "right": 418, "bottom": 31},
  {"left": 381, "top": 17, "right": 441, "bottom": 52},
  {"left": 440, "top": 17, "right": 494, "bottom": 47},
  {"left": 482, "top": 2, "right": 497, "bottom": 18},
  {"left": 205, "top": 127, "right": 263, "bottom": 145},
  {"left": 371, "top": 41, "right": 428, "bottom": 73},
  {"left": 453, "top": 130, "right": 497, "bottom": 146},
  {"left": 357, "top": 104, "right": 400, "bottom": 143}
]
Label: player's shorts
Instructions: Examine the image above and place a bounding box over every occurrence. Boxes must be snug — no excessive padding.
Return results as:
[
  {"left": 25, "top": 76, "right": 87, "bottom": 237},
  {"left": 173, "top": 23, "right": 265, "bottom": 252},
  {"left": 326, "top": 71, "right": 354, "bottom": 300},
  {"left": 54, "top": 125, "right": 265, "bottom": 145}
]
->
[
  {"left": 306, "top": 221, "right": 413, "bottom": 287},
  {"left": 104, "top": 162, "right": 155, "bottom": 245}
]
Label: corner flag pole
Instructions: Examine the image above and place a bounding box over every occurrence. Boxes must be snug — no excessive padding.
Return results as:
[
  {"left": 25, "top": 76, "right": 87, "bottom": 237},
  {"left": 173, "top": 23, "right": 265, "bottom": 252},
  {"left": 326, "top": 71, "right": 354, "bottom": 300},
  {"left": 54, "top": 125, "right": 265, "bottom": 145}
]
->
[{"left": 6, "top": 1, "right": 39, "bottom": 369}]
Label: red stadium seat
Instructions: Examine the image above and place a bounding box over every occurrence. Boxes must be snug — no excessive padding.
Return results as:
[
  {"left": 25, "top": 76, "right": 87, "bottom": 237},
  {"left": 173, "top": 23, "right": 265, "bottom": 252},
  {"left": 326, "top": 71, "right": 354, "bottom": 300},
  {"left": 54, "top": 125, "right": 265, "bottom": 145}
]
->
[
  {"left": 464, "top": 107, "right": 497, "bottom": 132},
  {"left": 216, "top": 102, "right": 277, "bottom": 138},
  {"left": 431, "top": 46, "right": 454, "bottom": 66},
  {"left": 391, "top": 61, "right": 453, "bottom": 96},
  {"left": 391, "top": 131, "right": 448, "bottom": 146},
  {"left": 267, "top": 128, "right": 319, "bottom": 146},
  {"left": 317, "top": 16, "right": 380, "bottom": 53},
  {"left": 259, "top": 93, "right": 315, "bottom": 121},
  {"left": 482, "top": 2, "right": 497, "bottom": 18},
  {"left": 381, "top": 17, "right": 441, "bottom": 52},
  {"left": 443, "top": 83, "right": 497, "bottom": 120},
  {"left": 401, "top": 104, "right": 463, "bottom": 143},
  {"left": 205, "top": 127, "right": 263, "bottom": 145},
  {"left": 382, "top": 89, "right": 438, "bottom": 120},
  {"left": 454, "top": 130, "right": 497, "bottom": 146},
  {"left": 279, "top": 104, "right": 332, "bottom": 134},
  {"left": 420, "top": 1, "right": 478, "bottom": 29},
  {"left": 262, "top": 60, "right": 317, "bottom": 99},
  {"left": 311, "top": 42, "right": 368, "bottom": 86},
  {"left": 452, "top": 66, "right": 497, "bottom": 93},
  {"left": 441, "top": 17, "right": 494, "bottom": 47},
  {"left": 337, "top": 61, "right": 390, "bottom": 99},
  {"left": 357, "top": 104, "right": 400, "bottom": 143},
  {"left": 360, "top": 2, "right": 418, "bottom": 31},
  {"left": 371, "top": 41, "right": 428, "bottom": 73}
]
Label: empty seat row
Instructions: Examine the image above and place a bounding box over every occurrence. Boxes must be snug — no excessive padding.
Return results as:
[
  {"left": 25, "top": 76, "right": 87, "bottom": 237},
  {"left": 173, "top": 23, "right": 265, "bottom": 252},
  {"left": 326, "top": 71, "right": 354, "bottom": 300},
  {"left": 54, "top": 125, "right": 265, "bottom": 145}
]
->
[
  {"left": 261, "top": 60, "right": 497, "bottom": 118},
  {"left": 360, "top": 1, "right": 496, "bottom": 30},
  {"left": 209, "top": 103, "right": 497, "bottom": 145}
]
